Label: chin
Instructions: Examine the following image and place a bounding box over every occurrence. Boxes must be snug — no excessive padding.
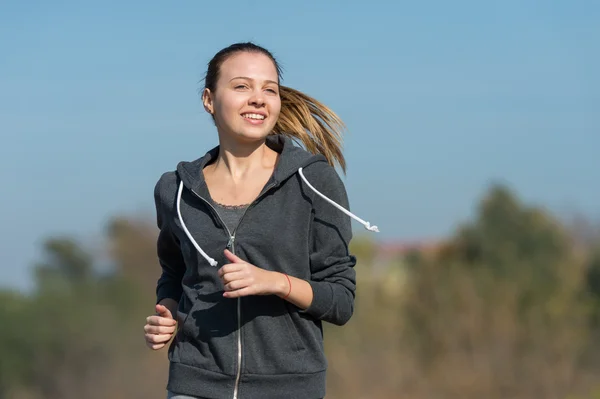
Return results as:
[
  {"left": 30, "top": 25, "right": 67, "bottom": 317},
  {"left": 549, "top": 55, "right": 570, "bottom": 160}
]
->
[{"left": 234, "top": 128, "right": 274, "bottom": 142}]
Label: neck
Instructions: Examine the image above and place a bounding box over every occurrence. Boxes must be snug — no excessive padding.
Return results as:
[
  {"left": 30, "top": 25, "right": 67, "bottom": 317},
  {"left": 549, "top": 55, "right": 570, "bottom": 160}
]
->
[{"left": 213, "top": 134, "right": 276, "bottom": 180}]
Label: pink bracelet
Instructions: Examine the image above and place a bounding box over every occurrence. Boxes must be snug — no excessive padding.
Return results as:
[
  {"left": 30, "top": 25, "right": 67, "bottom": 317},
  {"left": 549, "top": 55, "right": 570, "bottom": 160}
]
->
[{"left": 282, "top": 273, "right": 292, "bottom": 299}]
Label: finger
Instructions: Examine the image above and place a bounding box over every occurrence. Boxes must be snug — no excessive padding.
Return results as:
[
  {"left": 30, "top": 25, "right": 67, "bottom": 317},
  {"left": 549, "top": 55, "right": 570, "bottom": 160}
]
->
[
  {"left": 223, "top": 287, "right": 253, "bottom": 298},
  {"left": 218, "top": 263, "right": 244, "bottom": 277},
  {"left": 155, "top": 304, "right": 173, "bottom": 319},
  {"left": 145, "top": 333, "right": 173, "bottom": 344},
  {"left": 144, "top": 324, "right": 177, "bottom": 334},
  {"left": 145, "top": 338, "right": 170, "bottom": 351},
  {"left": 224, "top": 249, "right": 245, "bottom": 264},
  {"left": 147, "top": 342, "right": 166, "bottom": 350},
  {"left": 146, "top": 315, "right": 176, "bottom": 326},
  {"left": 224, "top": 279, "right": 250, "bottom": 292},
  {"left": 221, "top": 271, "right": 248, "bottom": 284},
  {"left": 146, "top": 315, "right": 177, "bottom": 326}
]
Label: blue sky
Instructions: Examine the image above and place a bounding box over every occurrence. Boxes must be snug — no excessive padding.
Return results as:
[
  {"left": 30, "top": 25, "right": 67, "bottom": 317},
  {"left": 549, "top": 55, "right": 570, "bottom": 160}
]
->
[{"left": 1, "top": 0, "right": 598, "bottom": 290}]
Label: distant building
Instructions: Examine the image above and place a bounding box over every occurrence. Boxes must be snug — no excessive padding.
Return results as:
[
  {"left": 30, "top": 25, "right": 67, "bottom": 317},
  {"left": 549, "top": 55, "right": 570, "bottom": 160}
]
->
[{"left": 376, "top": 239, "right": 443, "bottom": 264}]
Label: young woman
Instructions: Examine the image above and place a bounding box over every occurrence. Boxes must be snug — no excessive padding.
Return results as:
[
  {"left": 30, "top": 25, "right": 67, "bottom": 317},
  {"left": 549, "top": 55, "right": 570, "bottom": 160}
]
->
[{"left": 143, "top": 42, "right": 378, "bottom": 399}]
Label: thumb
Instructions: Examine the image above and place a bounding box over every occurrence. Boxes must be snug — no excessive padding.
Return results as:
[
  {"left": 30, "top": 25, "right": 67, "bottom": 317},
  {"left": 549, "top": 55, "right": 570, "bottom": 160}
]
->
[
  {"left": 224, "top": 249, "right": 244, "bottom": 263},
  {"left": 155, "top": 304, "right": 173, "bottom": 319}
]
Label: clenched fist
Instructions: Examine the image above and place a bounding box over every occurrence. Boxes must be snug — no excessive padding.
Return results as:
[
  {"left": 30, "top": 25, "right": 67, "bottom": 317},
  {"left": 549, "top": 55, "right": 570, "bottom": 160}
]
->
[{"left": 144, "top": 303, "right": 177, "bottom": 350}]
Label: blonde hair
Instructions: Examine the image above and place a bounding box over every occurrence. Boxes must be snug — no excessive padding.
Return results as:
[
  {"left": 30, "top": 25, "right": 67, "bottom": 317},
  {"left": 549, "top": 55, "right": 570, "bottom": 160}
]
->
[
  {"left": 274, "top": 86, "right": 347, "bottom": 173},
  {"left": 204, "top": 42, "right": 347, "bottom": 173}
]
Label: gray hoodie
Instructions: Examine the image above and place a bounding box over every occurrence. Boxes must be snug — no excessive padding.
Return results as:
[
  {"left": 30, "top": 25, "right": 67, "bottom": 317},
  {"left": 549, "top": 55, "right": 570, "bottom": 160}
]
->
[{"left": 154, "top": 134, "right": 377, "bottom": 399}]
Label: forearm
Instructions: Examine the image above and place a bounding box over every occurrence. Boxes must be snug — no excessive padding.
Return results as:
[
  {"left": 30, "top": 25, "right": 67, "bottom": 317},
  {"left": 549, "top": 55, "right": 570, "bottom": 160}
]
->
[
  {"left": 275, "top": 259, "right": 356, "bottom": 326},
  {"left": 273, "top": 272, "right": 313, "bottom": 310},
  {"left": 155, "top": 270, "right": 183, "bottom": 306}
]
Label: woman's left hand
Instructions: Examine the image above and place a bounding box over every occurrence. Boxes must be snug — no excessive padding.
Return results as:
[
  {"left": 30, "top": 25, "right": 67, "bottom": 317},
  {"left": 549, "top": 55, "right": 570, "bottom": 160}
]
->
[{"left": 219, "top": 249, "right": 287, "bottom": 298}]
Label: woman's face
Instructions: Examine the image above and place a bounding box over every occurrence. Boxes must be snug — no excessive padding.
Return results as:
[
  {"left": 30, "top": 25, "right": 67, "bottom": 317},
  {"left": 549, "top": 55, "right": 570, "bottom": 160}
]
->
[{"left": 203, "top": 51, "right": 281, "bottom": 143}]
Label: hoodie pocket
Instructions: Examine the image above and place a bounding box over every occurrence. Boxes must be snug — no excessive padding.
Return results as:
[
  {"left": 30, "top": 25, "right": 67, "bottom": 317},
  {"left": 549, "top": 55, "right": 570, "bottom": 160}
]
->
[
  {"left": 171, "top": 293, "right": 238, "bottom": 375},
  {"left": 281, "top": 303, "right": 305, "bottom": 352},
  {"left": 243, "top": 296, "right": 325, "bottom": 375}
]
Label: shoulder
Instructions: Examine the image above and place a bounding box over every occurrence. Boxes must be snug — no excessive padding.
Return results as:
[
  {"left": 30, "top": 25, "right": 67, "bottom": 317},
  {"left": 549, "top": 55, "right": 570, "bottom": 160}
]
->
[
  {"left": 300, "top": 161, "right": 348, "bottom": 203},
  {"left": 301, "top": 161, "right": 347, "bottom": 190},
  {"left": 154, "top": 170, "right": 179, "bottom": 206}
]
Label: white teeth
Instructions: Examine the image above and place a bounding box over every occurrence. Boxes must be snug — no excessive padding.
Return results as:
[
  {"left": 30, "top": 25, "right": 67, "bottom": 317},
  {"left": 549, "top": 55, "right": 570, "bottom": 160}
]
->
[{"left": 242, "top": 113, "right": 265, "bottom": 120}]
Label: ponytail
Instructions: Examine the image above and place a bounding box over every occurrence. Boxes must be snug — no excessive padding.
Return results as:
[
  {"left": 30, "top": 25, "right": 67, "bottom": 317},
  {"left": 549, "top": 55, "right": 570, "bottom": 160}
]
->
[{"left": 274, "top": 86, "right": 347, "bottom": 173}]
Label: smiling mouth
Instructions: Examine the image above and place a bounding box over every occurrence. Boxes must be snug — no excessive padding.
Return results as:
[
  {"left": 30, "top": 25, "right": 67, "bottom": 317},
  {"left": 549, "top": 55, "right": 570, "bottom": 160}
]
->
[{"left": 241, "top": 113, "right": 266, "bottom": 120}]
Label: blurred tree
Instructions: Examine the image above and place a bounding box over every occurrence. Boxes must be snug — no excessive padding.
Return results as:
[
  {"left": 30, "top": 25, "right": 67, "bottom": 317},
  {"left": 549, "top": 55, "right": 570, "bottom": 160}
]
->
[
  {"left": 107, "top": 217, "right": 161, "bottom": 296},
  {"left": 0, "top": 220, "right": 168, "bottom": 399},
  {"left": 33, "top": 237, "right": 93, "bottom": 290},
  {"left": 399, "top": 183, "right": 591, "bottom": 399},
  {"left": 451, "top": 184, "right": 570, "bottom": 272},
  {"left": 0, "top": 290, "right": 33, "bottom": 398}
]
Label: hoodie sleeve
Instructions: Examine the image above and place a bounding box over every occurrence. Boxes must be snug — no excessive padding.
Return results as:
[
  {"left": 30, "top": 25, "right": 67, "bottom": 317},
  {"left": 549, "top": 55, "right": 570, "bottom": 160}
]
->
[
  {"left": 302, "top": 163, "right": 357, "bottom": 326},
  {"left": 154, "top": 173, "right": 186, "bottom": 305}
]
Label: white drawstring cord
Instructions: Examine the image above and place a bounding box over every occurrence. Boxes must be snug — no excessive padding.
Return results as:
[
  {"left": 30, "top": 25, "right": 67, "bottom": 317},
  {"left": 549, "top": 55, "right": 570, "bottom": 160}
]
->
[
  {"left": 177, "top": 181, "right": 219, "bottom": 267},
  {"left": 176, "top": 168, "right": 379, "bottom": 268},
  {"left": 298, "top": 167, "right": 380, "bottom": 233}
]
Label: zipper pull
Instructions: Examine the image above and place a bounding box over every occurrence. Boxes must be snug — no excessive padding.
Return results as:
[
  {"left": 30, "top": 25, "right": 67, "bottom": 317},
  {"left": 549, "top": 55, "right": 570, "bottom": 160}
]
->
[{"left": 226, "top": 236, "right": 235, "bottom": 250}]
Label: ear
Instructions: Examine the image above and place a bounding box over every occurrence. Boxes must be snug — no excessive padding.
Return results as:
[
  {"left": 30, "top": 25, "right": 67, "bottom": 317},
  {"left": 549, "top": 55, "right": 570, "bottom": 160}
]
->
[{"left": 202, "top": 88, "right": 214, "bottom": 115}]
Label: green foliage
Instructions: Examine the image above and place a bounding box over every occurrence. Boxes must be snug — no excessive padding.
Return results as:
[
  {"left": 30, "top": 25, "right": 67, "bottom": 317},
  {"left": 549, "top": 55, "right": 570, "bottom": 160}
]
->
[
  {"left": 0, "top": 291, "right": 35, "bottom": 397},
  {"left": 34, "top": 238, "right": 94, "bottom": 288},
  {"left": 325, "top": 184, "right": 600, "bottom": 399},
  {"left": 0, "top": 220, "right": 167, "bottom": 399},
  {"left": 452, "top": 184, "right": 570, "bottom": 271}
]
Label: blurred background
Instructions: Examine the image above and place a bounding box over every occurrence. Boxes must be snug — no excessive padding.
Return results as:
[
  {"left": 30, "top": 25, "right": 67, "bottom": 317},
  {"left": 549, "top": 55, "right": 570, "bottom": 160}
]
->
[{"left": 1, "top": 1, "right": 599, "bottom": 398}]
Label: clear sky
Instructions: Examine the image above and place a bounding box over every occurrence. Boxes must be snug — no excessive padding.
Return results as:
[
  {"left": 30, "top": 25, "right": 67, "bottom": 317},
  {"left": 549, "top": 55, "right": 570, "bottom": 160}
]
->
[{"left": 1, "top": 0, "right": 598, "bottom": 291}]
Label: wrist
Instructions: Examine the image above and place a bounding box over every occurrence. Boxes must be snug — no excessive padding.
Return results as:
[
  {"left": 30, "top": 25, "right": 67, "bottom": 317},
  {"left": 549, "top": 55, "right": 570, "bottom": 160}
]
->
[{"left": 273, "top": 272, "right": 290, "bottom": 297}]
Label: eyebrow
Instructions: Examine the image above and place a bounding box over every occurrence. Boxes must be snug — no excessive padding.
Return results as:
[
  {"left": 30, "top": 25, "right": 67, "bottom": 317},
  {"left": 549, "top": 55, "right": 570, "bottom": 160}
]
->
[{"left": 229, "top": 76, "right": 279, "bottom": 85}]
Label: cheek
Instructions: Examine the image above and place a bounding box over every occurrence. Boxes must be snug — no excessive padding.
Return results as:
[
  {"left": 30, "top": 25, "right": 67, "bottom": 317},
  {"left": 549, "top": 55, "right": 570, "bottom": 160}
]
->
[
  {"left": 220, "top": 95, "right": 240, "bottom": 112},
  {"left": 215, "top": 96, "right": 242, "bottom": 121},
  {"left": 270, "top": 100, "right": 282, "bottom": 122}
]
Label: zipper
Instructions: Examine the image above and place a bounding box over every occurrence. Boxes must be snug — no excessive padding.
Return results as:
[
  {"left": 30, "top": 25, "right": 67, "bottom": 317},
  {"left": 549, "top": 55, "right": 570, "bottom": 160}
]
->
[
  {"left": 230, "top": 235, "right": 242, "bottom": 399},
  {"left": 190, "top": 182, "right": 277, "bottom": 399},
  {"left": 230, "top": 182, "right": 275, "bottom": 399}
]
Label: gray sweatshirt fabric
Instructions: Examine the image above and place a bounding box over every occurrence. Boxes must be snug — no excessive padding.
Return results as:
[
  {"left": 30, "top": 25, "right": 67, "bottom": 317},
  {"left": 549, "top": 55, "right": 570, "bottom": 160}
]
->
[{"left": 154, "top": 134, "right": 357, "bottom": 399}]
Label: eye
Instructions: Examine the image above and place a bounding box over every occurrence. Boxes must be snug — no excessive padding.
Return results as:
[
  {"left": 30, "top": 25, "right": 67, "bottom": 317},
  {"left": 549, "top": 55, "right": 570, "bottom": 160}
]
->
[
  {"left": 234, "top": 84, "right": 248, "bottom": 90},
  {"left": 265, "top": 88, "right": 278, "bottom": 94}
]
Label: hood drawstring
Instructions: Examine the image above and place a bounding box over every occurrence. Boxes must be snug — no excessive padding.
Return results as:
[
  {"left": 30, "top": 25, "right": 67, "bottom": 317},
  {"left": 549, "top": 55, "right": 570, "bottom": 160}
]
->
[
  {"left": 176, "top": 181, "right": 219, "bottom": 267},
  {"left": 297, "top": 167, "right": 379, "bottom": 233},
  {"left": 176, "top": 169, "right": 379, "bottom": 267}
]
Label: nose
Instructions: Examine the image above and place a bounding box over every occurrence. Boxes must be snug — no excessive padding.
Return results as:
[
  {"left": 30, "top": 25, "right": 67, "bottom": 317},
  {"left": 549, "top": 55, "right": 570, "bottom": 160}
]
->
[{"left": 249, "top": 88, "right": 265, "bottom": 107}]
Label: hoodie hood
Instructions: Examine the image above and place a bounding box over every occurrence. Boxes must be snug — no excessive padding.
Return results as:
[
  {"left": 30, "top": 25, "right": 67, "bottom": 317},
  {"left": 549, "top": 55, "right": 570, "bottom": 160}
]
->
[{"left": 173, "top": 134, "right": 378, "bottom": 267}]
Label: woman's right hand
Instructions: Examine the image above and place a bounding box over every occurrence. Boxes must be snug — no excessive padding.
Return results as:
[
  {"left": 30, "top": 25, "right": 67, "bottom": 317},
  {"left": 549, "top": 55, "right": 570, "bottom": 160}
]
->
[{"left": 144, "top": 303, "right": 177, "bottom": 350}]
